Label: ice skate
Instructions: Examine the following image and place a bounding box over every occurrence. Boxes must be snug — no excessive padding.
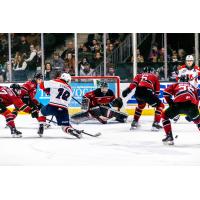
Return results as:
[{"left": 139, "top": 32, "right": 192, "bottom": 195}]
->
[
  {"left": 130, "top": 120, "right": 138, "bottom": 130},
  {"left": 10, "top": 127, "right": 22, "bottom": 138},
  {"left": 152, "top": 121, "right": 162, "bottom": 131},
  {"left": 37, "top": 124, "right": 44, "bottom": 137},
  {"left": 162, "top": 133, "right": 174, "bottom": 145}
]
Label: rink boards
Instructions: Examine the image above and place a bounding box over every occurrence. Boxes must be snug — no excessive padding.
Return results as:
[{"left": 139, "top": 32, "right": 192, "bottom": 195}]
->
[{"left": 1, "top": 82, "right": 184, "bottom": 115}]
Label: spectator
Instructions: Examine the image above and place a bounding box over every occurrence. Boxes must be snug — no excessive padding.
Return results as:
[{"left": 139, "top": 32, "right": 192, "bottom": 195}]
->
[
  {"left": 177, "top": 49, "right": 185, "bottom": 62},
  {"left": 25, "top": 44, "right": 38, "bottom": 79},
  {"left": 16, "top": 35, "right": 29, "bottom": 55},
  {"left": 63, "top": 65, "right": 73, "bottom": 75},
  {"left": 107, "top": 43, "right": 114, "bottom": 54},
  {"left": 35, "top": 45, "right": 42, "bottom": 68},
  {"left": 92, "top": 52, "right": 103, "bottom": 68},
  {"left": 61, "top": 41, "right": 75, "bottom": 59},
  {"left": 136, "top": 49, "right": 144, "bottom": 63},
  {"left": 107, "top": 65, "right": 115, "bottom": 76},
  {"left": 89, "top": 39, "right": 98, "bottom": 52},
  {"left": 80, "top": 62, "right": 96, "bottom": 76},
  {"left": 13, "top": 52, "right": 27, "bottom": 71},
  {"left": 79, "top": 57, "right": 90, "bottom": 69},
  {"left": 44, "top": 63, "right": 52, "bottom": 80},
  {"left": 12, "top": 53, "right": 28, "bottom": 81},
  {"left": 158, "top": 48, "right": 165, "bottom": 62},
  {"left": 64, "top": 53, "right": 75, "bottom": 75},
  {"left": 171, "top": 50, "right": 178, "bottom": 62},
  {"left": 149, "top": 44, "right": 159, "bottom": 62},
  {"left": 52, "top": 52, "right": 65, "bottom": 71}
]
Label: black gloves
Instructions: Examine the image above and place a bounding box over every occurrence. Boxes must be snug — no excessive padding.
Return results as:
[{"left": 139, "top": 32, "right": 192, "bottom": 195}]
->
[
  {"left": 122, "top": 87, "right": 132, "bottom": 98},
  {"left": 30, "top": 109, "right": 39, "bottom": 118},
  {"left": 37, "top": 103, "right": 43, "bottom": 110},
  {"left": 111, "top": 97, "right": 123, "bottom": 109}
]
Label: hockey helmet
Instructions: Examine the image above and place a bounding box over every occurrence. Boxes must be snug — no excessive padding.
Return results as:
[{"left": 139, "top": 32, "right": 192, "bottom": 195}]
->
[
  {"left": 60, "top": 73, "right": 71, "bottom": 84},
  {"left": 143, "top": 66, "right": 155, "bottom": 73},
  {"left": 34, "top": 72, "right": 43, "bottom": 80},
  {"left": 99, "top": 81, "right": 108, "bottom": 88},
  {"left": 10, "top": 83, "right": 21, "bottom": 95},
  {"left": 185, "top": 55, "right": 194, "bottom": 61}
]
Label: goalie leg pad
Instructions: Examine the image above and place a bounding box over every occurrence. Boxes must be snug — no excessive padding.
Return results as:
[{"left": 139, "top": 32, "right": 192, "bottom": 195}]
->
[
  {"left": 100, "top": 106, "right": 128, "bottom": 123},
  {"left": 71, "top": 111, "right": 91, "bottom": 124}
]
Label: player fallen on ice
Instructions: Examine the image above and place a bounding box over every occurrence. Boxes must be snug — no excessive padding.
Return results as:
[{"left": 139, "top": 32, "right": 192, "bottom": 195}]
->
[
  {"left": 122, "top": 67, "right": 164, "bottom": 131},
  {"left": 39, "top": 73, "right": 83, "bottom": 138},
  {"left": 9, "top": 73, "right": 46, "bottom": 136},
  {"left": 173, "top": 55, "right": 200, "bottom": 123},
  {"left": 70, "top": 81, "right": 128, "bottom": 124},
  {"left": 0, "top": 84, "right": 39, "bottom": 137},
  {"left": 162, "top": 74, "right": 200, "bottom": 145}
]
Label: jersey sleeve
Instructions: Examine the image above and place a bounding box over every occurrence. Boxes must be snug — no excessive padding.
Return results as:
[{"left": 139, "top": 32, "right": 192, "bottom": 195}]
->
[
  {"left": 12, "top": 96, "right": 32, "bottom": 113},
  {"left": 163, "top": 84, "right": 174, "bottom": 104},
  {"left": 155, "top": 77, "right": 160, "bottom": 96},
  {"left": 22, "top": 82, "right": 39, "bottom": 105},
  {"left": 129, "top": 74, "right": 140, "bottom": 90}
]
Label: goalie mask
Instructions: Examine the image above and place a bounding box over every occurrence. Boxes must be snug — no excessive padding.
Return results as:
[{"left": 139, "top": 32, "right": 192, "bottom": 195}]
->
[{"left": 99, "top": 81, "right": 108, "bottom": 94}]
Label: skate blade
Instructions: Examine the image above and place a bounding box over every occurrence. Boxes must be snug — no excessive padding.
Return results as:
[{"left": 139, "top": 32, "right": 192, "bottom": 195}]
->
[
  {"left": 151, "top": 127, "right": 160, "bottom": 132},
  {"left": 12, "top": 134, "right": 22, "bottom": 138},
  {"left": 130, "top": 126, "right": 137, "bottom": 130},
  {"left": 163, "top": 141, "right": 174, "bottom": 145}
]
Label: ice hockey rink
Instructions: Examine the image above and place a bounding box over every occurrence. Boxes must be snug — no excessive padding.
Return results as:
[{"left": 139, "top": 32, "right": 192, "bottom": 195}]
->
[{"left": 0, "top": 114, "right": 200, "bottom": 166}]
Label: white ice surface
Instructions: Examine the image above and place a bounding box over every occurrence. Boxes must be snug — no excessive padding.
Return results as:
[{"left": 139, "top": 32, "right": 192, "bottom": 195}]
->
[{"left": 0, "top": 115, "right": 200, "bottom": 166}]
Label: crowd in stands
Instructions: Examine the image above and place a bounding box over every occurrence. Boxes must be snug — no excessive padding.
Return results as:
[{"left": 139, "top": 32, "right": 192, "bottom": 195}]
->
[{"left": 0, "top": 34, "right": 198, "bottom": 83}]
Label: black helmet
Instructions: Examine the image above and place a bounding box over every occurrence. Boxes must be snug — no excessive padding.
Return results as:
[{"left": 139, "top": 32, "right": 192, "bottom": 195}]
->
[
  {"left": 179, "top": 74, "right": 189, "bottom": 82},
  {"left": 34, "top": 72, "right": 43, "bottom": 79},
  {"left": 10, "top": 83, "right": 21, "bottom": 95},
  {"left": 99, "top": 81, "right": 108, "bottom": 88},
  {"left": 143, "top": 66, "right": 155, "bottom": 73}
]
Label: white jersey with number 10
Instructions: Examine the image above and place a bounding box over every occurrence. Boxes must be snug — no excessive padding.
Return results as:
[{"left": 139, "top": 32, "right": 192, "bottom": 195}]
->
[{"left": 43, "top": 79, "right": 72, "bottom": 109}]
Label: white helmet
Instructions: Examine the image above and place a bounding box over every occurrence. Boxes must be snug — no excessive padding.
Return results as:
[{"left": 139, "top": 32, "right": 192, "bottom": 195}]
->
[
  {"left": 186, "top": 55, "right": 194, "bottom": 61},
  {"left": 60, "top": 73, "right": 71, "bottom": 83}
]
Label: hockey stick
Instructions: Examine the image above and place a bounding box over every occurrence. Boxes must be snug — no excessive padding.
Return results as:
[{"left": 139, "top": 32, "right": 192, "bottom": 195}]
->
[
  {"left": 80, "top": 130, "right": 101, "bottom": 137},
  {"left": 72, "top": 97, "right": 82, "bottom": 105}
]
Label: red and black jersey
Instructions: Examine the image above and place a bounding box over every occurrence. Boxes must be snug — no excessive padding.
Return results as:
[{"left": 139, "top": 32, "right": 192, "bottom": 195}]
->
[
  {"left": 129, "top": 73, "right": 160, "bottom": 95},
  {"left": 20, "top": 80, "right": 39, "bottom": 105},
  {"left": 84, "top": 88, "right": 115, "bottom": 108},
  {"left": 163, "top": 82, "right": 199, "bottom": 106},
  {"left": 0, "top": 86, "right": 32, "bottom": 113}
]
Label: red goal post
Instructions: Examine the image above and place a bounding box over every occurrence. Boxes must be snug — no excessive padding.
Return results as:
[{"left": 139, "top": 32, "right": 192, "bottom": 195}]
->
[{"left": 71, "top": 76, "right": 121, "bottom": 98}]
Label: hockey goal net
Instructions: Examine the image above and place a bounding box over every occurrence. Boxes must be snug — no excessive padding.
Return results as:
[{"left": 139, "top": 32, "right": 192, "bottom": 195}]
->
[{"left": 69, "top": 76, "right": 121, "bottom": 114}]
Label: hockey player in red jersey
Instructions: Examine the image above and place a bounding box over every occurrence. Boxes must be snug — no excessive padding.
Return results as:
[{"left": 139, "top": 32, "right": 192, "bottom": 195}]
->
[
  {"left": 122, "top": 67, "right": 164, "bottom": 131},
  {"left": 173, "top": 55, "right": 200, "bottom": 123},
  {"left": 0, "top": 84, "right": 38, "bottom": 137},
  {"left": 11, "top": 73, "right": 46, "bottom": 136},
  {"left": 70, "top": 81, "right": 128, "bottom": 124},
  {"left": 162, "top": 74, "right": 200, "bottom": 145}
]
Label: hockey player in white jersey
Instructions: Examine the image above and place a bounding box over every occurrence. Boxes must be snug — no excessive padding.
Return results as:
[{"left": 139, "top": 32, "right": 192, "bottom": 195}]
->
[
  {"left": 39, "top": 73, "right": 83, "bottom": 138},
  {"left": 177, "top": 55, "right": 200, "bottom": 88}
]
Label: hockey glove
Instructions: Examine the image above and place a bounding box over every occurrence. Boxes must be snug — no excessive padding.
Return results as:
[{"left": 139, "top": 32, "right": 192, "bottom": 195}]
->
[
  {"left": 110, "top": 97, "right": 123, "bottom": 109},
  {"left": 37, "top": 103, "right": 43, "bottom": 110},
  {"left": 122, "top": 87, "right": 132, "bottom": 98},
  {"left": 30, "top": 109, "right": 39, "bottom": 118}
]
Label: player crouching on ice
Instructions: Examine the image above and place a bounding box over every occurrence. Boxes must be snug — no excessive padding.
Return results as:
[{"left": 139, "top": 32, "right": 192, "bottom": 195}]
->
[
  {"left": 70, "top": 81, "right": 128, "bottom": 124},
  {"left": 162, "top": 74, "right": 200, "bottom": 145},
  {"left": 39, "top": 73, "right": 84, "bottom": 138},
  {"left": 122, "top": 67, "right": 164, "bottom": 131},
  {"left": 0, "top": 84, "right": 39, "bottom": 137}
]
